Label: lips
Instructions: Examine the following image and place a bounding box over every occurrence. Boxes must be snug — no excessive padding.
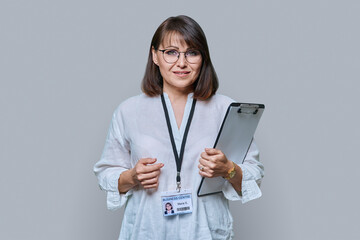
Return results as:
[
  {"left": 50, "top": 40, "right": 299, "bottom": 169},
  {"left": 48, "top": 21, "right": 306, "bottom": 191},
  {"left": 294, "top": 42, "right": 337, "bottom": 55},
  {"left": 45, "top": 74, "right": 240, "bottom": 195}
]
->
[{"left": 173, "top": 71, "right": 190, "bottom": 77}]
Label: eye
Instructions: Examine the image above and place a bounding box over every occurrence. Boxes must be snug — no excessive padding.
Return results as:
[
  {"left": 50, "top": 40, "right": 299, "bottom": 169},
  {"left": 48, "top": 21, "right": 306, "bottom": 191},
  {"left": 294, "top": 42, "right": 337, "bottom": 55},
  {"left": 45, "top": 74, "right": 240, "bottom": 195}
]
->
[
  {"left": 186, "top": 50, "right": 200, "bottom": 56},
  {"left": 165, "top": 50, "right": 178, "bottom": 56}
]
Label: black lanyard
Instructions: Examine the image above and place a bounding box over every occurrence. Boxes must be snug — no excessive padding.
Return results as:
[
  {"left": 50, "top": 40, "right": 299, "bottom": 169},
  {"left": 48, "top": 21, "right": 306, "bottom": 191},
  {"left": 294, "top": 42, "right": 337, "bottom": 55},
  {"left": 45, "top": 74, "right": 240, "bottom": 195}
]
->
[{"left": 160, "top": 93, "right": 197, "bottom": 192}]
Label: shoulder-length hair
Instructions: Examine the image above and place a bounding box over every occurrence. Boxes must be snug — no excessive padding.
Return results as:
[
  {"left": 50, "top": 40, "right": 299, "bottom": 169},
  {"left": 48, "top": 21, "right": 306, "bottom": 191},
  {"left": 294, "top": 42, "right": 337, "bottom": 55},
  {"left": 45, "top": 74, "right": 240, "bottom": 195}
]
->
[{"left": 141, "top": 15, "right": 219, "bottom": 100}]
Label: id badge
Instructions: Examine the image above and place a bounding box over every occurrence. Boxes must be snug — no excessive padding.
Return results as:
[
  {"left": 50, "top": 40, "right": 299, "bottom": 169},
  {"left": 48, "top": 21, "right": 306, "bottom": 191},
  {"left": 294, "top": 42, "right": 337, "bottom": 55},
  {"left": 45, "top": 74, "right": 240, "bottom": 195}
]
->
[{"left": 161, "top": 189, "right": 193, "bottom": 217}]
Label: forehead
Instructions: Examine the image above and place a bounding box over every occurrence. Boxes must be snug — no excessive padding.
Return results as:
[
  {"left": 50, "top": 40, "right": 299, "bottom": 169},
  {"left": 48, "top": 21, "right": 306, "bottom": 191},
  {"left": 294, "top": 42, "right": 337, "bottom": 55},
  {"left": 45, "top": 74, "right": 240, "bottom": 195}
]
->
[{"left": 161, "top": 31, "right": 192, "bottom": 49}]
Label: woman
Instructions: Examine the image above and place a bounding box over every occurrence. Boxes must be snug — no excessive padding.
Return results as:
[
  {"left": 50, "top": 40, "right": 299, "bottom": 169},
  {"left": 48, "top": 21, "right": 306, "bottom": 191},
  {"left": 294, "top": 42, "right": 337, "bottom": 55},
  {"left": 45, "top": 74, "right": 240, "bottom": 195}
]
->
[
  {"left": 164, "top": 202, "right": 175, "bottom": 215},
  {"left": 94, "top": 15, "right": 264, "bottom": 240}
]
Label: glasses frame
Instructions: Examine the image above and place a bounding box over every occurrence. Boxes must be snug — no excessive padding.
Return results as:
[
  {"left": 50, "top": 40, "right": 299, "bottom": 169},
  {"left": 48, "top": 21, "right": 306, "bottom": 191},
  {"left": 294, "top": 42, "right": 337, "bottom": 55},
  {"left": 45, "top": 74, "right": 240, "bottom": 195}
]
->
[{"left": 157, "top": 49, "right": 202, "bottom": 64}]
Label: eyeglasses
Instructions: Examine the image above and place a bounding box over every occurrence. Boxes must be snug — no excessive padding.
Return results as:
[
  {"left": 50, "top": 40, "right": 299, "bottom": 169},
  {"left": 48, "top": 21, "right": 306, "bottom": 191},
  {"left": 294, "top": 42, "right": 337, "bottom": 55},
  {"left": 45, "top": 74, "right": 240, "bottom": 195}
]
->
[{"left": 158, "top": 49, "right": 202, "bottom": 64}]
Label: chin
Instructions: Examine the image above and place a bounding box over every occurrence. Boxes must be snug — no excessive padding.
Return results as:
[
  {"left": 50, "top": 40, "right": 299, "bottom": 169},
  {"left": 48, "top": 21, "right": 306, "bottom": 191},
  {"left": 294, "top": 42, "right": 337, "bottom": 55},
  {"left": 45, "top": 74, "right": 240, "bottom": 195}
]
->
[
  {"left": 176, "top": 83, "right": 195, "bottom": 91},
  {"left": 174, "top": 80, "right": 196, "bottom": 88},
  {"left": 164, "top": 78, "right": 197, "bottom": 92}
]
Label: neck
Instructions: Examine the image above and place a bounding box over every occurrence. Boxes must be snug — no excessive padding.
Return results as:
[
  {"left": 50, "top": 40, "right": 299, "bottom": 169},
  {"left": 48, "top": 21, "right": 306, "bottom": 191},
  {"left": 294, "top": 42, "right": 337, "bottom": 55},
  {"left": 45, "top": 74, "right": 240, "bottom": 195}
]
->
[{"left": 163, "top": 86, "right": 193, "bottom": 103}]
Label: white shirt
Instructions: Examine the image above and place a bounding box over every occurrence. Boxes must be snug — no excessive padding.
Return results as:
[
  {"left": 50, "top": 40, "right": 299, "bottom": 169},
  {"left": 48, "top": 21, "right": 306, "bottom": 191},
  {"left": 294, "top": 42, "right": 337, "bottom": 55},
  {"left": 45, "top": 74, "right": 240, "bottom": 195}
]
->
[{"left": 94, "top": 93, "right": 264, "bottom": 240}]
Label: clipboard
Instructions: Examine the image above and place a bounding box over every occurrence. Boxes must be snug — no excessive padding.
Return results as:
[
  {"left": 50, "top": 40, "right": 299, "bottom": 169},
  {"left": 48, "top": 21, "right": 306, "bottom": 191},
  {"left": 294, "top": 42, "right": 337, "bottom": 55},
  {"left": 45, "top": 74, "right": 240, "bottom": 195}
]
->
[{"left": 197, "top": 102, "right": 265, "bottom": 197}]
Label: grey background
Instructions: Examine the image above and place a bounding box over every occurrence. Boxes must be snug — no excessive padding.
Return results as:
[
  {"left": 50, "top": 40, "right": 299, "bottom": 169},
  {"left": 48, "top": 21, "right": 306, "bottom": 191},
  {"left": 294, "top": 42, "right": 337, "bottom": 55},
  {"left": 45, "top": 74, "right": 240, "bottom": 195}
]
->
[{"left": 1, "top": 0, "right": 359, "bottom": 239}]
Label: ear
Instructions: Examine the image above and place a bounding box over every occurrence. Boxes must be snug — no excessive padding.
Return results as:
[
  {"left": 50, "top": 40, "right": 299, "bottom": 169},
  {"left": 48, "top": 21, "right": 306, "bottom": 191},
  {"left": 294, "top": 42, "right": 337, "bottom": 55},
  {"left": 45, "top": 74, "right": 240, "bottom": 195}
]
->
[{"left": 152, "top": 47, "right": 159, "bottom": 66}]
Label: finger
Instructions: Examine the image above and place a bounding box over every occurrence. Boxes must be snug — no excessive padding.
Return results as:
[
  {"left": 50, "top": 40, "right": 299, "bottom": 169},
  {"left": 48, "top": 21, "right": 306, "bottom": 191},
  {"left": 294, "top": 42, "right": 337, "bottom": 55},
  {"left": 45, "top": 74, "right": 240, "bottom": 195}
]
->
[
  {"left": 199, "top": 158, "right": 210, "bottom": 168},
  {"left": 199, "top": 168, "right": 219, "bottom": 178},
  {"left": 205, "top": 148, "right": 222, "bottom": 155},
  {"left": 203, "top": 150, "right": 227, "bottom": 164},
  {"left": 200, "top": 151, "right": 212, "bottom": 160},
  {"left": 144, "top": 163, "right": 164, "bottom": 172},
  {"left": 199, "top": 157, "right": 217, "bottom": 169},
  {"left": 201, "top": 158, "right": 221, "bottom": 174},
  {"left": 143, "top": 183, "right": 159, "bottom": 189},
  {"left": 139, "top": 158, "right": 157, "bottom": 165},
  {"left": 135, "top": 163, "right": 163, "bottom": 177},
  {"left": 198, "top": 164, "right": 206, "bottom": 171},
  {"left": 199, "top": 170, "right": 213, "bottom": 178},
  {"left": 201, "top": 152, "right": 219, "bottom": 163},
  {"left": 198, "top": 164, "right": 208, "bottom": 172},
  {"left": 137, "top": 170, "right": 161, "bottom": 181},
  {"left": 141, "top": 176, "right": 159, "bottom": 186}
]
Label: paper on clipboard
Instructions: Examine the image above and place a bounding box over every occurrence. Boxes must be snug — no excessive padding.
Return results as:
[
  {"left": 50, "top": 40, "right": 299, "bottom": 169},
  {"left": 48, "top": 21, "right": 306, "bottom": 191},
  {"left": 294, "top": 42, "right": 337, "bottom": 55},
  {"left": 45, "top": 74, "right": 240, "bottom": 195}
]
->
[{"left": 197, "top": 102, "right": 265, "bottom": 197}]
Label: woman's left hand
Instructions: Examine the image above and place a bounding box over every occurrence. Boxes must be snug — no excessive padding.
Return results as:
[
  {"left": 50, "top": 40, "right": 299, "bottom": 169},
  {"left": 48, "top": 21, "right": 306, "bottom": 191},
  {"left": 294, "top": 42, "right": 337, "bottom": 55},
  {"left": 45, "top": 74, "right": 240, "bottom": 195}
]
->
[{"left": 198, "top": 148, "right": 233, "bottom": 178}]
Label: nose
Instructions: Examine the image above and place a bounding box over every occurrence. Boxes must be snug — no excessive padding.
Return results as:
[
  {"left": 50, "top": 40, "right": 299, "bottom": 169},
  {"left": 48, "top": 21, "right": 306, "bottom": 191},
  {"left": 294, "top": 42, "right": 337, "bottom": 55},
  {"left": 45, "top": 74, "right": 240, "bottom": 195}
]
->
[{"left": 176, "top": 52, "right": 187, "bottom": 68}]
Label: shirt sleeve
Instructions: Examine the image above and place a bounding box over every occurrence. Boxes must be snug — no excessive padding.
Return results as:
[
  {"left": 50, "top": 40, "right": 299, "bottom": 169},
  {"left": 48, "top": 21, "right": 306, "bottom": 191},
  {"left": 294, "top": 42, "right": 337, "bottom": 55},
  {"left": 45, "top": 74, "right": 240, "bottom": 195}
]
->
[
  {"left": 222, "top": 140, "right": 264, "bottom": 203},
  {"left": 93, "top": 107, "right": 133, "bottom": 210}
]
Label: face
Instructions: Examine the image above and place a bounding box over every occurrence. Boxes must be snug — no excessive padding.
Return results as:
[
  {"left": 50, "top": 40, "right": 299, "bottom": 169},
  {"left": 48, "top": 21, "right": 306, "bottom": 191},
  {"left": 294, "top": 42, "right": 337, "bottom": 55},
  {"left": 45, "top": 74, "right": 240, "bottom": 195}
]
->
[
  {"left": 166, "top": 203, "right": 172, "bottom": 210},
  {"left": 152, "top": 32, "right": 202, "bottom": 94}
]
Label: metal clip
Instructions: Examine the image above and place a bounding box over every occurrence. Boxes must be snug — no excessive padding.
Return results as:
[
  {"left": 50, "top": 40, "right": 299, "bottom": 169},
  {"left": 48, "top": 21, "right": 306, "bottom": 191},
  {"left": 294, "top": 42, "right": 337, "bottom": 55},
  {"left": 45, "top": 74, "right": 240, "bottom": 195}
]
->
[
  {"left": 176, "top": 172, "right": 181, "bottom": 192},
  {"left": 176, "top": 171, "right": 181, "bottom": 192},
  {"left": 238, "top": 104, "right": 260, "bottom": 114},
  {"left": 176, "top": 182, "right": 181, "bottom": 192}
]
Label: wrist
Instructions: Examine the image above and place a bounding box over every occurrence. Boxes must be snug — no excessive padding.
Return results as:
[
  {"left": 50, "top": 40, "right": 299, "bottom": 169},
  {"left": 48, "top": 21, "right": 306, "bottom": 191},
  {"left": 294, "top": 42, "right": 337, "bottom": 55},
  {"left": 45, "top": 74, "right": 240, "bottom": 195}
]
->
[
  {"left": 118, "top": 168, "right": 139, "bottom": 193},
  {"left": 129, "top": 168, "right": 139, "bottom": 186},
  {"left": 224, "top": 160, "right": 236, "bottom": 180}
]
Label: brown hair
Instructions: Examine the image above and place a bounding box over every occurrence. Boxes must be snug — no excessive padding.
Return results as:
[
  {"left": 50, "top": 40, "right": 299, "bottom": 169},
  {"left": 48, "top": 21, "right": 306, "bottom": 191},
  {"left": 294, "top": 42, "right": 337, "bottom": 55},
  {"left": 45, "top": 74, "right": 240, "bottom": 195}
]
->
[{"left": 141, "top": 15, "right": 218, "bottom": 100}]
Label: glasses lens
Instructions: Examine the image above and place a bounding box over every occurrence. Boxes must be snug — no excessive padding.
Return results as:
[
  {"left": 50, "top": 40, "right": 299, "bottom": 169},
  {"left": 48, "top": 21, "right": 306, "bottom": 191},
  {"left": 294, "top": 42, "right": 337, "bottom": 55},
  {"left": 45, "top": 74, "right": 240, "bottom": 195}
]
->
[
  {"left": 162, "top": 49, "right": 202, "bottom": 64},
  {"left": 163, "top": 50, "right": 179, "bottom": 63},
  {"left": 185, "top": 50, "right": 201, "bottom": 63}
]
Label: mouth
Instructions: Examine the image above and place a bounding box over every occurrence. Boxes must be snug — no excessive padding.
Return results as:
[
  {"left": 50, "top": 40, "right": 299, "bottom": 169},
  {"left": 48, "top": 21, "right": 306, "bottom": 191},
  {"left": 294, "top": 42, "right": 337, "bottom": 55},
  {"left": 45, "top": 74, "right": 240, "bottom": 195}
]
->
[{"left": 173, "top": 71, "right": 191, "bottom": 77}]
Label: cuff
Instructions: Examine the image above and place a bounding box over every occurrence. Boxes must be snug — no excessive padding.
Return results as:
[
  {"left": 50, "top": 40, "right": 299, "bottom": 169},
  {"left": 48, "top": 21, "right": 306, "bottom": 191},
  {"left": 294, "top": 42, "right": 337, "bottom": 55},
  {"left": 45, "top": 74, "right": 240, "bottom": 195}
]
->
[
  {"left": 106, "top": 189, "right": 133, "bottom": 211},
  {"left": 100, "top": 169, "right": 133, "bottom": 210},
  {"left": 222, "top": 166, "right": 262, "bottom": 203},
  {"left": 222, "top": 180, "right": 242, "bottom": 201},
  {"left": 240, "top": 180, "right": 262, "bottom": 203}
]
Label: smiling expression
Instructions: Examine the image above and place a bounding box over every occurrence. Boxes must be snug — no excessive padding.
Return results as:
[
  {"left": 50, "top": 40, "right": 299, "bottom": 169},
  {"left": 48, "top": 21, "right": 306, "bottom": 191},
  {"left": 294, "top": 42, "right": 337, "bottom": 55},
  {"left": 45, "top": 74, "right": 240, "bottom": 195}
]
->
[
  {"left": 166, "top": 203, "right": 172, "bottom": 211},
  {"left": 152, "top": 32, "right": 202, "bottom": 94}
]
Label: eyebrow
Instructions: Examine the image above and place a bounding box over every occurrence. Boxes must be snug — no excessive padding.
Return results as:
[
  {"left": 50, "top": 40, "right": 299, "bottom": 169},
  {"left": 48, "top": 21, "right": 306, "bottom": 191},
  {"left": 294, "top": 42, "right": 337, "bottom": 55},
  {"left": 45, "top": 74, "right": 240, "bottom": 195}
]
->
[
  {"left": 163, "top": 46, "right": 197, "bottom": 52},
  {"left": 163, "top": 45, "right": 180, "bottom": 49}
]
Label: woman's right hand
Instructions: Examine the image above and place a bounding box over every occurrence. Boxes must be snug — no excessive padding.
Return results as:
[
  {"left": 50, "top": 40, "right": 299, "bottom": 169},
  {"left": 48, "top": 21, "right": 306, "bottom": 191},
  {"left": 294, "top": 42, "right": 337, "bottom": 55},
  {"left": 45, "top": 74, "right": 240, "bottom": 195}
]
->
[{"left": 131, "top": 158, "right": 164, "bottom": 189}]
